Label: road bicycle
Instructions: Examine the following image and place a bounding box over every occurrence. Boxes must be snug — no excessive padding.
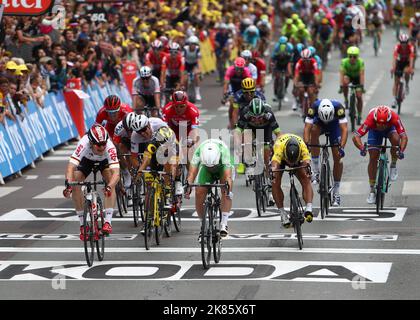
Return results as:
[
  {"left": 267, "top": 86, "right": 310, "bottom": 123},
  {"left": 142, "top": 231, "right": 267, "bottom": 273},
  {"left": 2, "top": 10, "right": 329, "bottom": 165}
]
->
[
  {"left": 185, "top": 70, "right": 196, "bottom": 103},
  {"left": 130, "top": 167, "right": 145, "bottom": 227},
  {"left": 392, "top": 72, "right": 413, "bottom": 115},
  {"left": 68, "top": 164, "right": 105, "bottom": 267},
  {"left": 188, "top": 182, "right": 229, "bottom": 269},
  {"left": 273, "top": 165, "right": 310, "bottom": 250},
  {"left": 365, "top": 141, "right": 399, "bottom": 214},
  {"left": 342, "top": 84, "right": 362, "bottom": 132},
  {"left": 242, "top": 141, "right": 272, "bottom": 217},
  {"left": 115, "top": 153, "right": 131, "bottom": 218},
  {"left": 273, "top": 69, "right": 287, "bottom": 110},
  {"left": 296, "top": 84, "right": 317, "bottom": 120},
  {"left": 141, "top": 169, "right": 172, "bottom": 250},
  {"left": 307, "top": 133, "right": 338, "bottom": 219},
  {"left": 372, "top": 27, "right": 380, "bottom": 57}
]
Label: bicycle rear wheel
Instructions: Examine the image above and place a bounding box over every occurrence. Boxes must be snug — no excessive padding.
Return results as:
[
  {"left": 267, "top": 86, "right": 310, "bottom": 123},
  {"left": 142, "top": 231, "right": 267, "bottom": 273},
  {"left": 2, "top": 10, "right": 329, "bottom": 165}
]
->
[
  {"left": 397, "top": 81, "right": 404, "bottom": 115},
  {"left": 349, "top": 92, "right": 356, "bottom": 132},
  {"left": 83, "top": 201, "right": 95, "bottom": 267},
  {"left": 144, "top": 188, "right": 155, "bottom": 250},
  {"left": 155, "top": 197, "right": 164, "bottom": 245},
  {"left": 116, "top": 181, "right": 124, "bottom": 218},
  {"left": 320, "top": 163, "right": 328, "bottom": 219},
  {"left": 201, "top": 203, "right": 212, "bottom": 269},
  {"left": 376, "top": 160, "right": 384, "bottom": 214},
  {"left": 172, "top": 196, "right": 182, "bottom": 232},
  {"left": 291, "top": 187, "right": 303, "bottom": 250},
  {"left": 96, "top": 198, "right": 105, "bottom": 261},
  {"left": 373, "top": 33, "right": 378, "bottom": 56},
  {"left": 132, "top": 183, "right": 140, "bottom": 227},
  {"left": 213, "top": 207, "right": 222, "bottom": 263},
  {"left": 164, "top": 197, "right": 172, "bottom": 237}
]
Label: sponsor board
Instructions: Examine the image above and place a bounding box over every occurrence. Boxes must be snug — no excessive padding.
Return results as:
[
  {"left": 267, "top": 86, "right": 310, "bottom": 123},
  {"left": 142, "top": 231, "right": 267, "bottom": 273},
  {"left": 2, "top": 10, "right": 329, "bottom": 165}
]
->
[
  {"left": 0, "top": 207, "right": 408, "bottom": 222},
  {"left": 0, "top": 260, "right": 392, "bottom": 283}
]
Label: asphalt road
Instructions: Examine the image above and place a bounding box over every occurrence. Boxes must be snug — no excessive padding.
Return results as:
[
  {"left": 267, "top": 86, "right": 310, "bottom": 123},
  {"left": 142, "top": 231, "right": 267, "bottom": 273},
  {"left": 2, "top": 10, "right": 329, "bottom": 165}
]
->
[{"left": 1, "top": 28, "right": 420, "bottom": 301}]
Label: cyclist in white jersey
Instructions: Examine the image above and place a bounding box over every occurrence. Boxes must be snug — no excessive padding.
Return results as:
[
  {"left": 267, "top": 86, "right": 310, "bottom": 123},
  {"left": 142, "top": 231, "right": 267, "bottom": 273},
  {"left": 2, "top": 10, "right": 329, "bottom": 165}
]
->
[
  {"left": 63, "top": 124, "right": 120, "bottom": 239},
  {"left": 183, "top": 36, "right": 202, "bottom": 101},
  {"left": 132, "top": 66, "right": 161, "bottom": 116}
]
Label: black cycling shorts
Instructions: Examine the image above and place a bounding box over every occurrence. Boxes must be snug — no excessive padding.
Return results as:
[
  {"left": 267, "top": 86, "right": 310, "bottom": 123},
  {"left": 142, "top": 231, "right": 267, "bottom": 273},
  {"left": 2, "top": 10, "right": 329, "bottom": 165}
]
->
[
  {"left": 139, "top": 93, "right": 156, "bottom": 108},
  {"left": 395, "top": 60, "right": 409, "bottom": 77},
  {"left": 77, "top": 158, "right": 109, "bottom": 178},
  {"left": 300, "top": 73, "right": 315, "bottom": 86},
  {"left": 166, "top": 76, "right": 181, "bottom": 90},
  {"left": 185, "top": 62, "right": 197, "bottom": 73}
]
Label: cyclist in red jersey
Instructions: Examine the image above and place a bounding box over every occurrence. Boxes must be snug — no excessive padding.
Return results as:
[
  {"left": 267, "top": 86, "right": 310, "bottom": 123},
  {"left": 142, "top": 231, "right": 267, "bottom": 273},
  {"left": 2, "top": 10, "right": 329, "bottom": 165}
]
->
[
  {"left": 162, "top": 91, "right": 200, "bottom": 159},
  {"left": 161, "top": 42, "right": 185, "bottom": 99},
  {"left": 391, "top": 33, "right": 415, "bottom": 108},
  {"left": 251, "top": 50, "right": 267, "bottom": 91},
  {"left": 352, "top": 105, "right": 407, "bottom": 204},
  {"left": 145, "top": 39, "right": 168, "bottom": 79},
  {"left": 294, "top": 49, "right": 321, "bottom": 115},
  {"left": 95, "top": 95, "right": 133, "bottom": 140},
  {"left": 223, "top": 57, "right": 252, "bottom": 129}
]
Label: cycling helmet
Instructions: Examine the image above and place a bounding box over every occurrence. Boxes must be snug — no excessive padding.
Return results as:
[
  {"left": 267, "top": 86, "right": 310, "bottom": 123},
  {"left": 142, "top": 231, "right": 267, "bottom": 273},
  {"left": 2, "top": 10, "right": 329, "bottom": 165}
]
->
[
  {"left": 278, "top": 36, "right": 288, "bottom": 44},
  {"left": 318, "top": 99, "right": 335, "bottom": 123},
  {"left": 240, "top": 49, "right": 253, "bottom": 60},
  {"left": 219, "top": 23, "right": 228, "bottom": 29},
  {"left": 159, "top": 35, "right": 169, "bottom": 44},
  {"left": 122, "top": 112, "right": 137, "bottom": 132},
  {"left": 308, "top": 46, "right": 316, "bottom": 56},
  {"left": 88, "top": 124, "right": 109, "bottom": 145},
  {"left": 241, "top": 77, "right": 256, "bottom": 92},
  {"left": 285, "top": 137, "right": 301, "bottom": 164},
  {"left": 243, "top": 18, "right": 252, "bottom": 26},
  {"left": 187, "top": 35, "right": 199, "bottom": 45},
  {"left": 200, "top": 141, "right": 221, "bottom": 167},
  {"left": 296, "top": 43, "right": 304, "bottom": 53},
  {"left": 291, "top": 13, "right": 299, "bottom": 21},
  {"left": 172, "top": 90, "right": 188, "bottom": 104},
  {"left": 321, "top": 18, "right": 329, "bottom": 24},
  {"left": 104, "top": 95, "right": 121, "bottom": 112},
  {"left": 250, "top": 97, "right": 265, "bottom": 115},
  {"left": 300, "top": 48, "right": 311, "bottom": 59},
  {"left": 234, "top": 57, "right": 246, "bottom": 68},
  {"left": 347, "top": 46, "right": 360, "bottom": 56},
  {"left": 151, "top": 39, "right": 163, "bottom": 49},
  {"left": 133, "top": 114, "right": 149, "bottom": 132},
  {"left": 345, "top": 15, "right": 353, "bottom": 21},
  {"left": 373, "top": 105, "right": 392, "bottom": 124},
  {"left": 247, "top": 25, "right": 258, "bottom": 33},
  {"left": 286, "top": 18, "right": 293, "bottom": 25},
  {"left": 298, "top": 23, "right": 306, "bottom": 30},
  {"left": 154, "top": 126, "right": 175, "bottom": 144},
  {"left": 399, "top": 33, "right": 409, "bottom": 43},
  {"left": 169, "top": 42, "right": 180, "bottom": 52},
  {"left": 139, "top": 66, "right": 152, "bottom": 78}
]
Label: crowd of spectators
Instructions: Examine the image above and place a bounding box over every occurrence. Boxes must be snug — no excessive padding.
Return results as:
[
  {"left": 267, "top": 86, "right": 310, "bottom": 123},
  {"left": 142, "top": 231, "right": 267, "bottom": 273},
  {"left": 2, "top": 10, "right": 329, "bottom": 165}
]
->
[{"left": 0, "top": 0, "right": 274, "bottom": 125}]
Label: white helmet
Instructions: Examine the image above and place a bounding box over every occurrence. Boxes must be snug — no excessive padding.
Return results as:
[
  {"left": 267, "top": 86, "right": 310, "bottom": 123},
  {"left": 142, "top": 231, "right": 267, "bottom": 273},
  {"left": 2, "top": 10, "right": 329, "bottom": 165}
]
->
[
  {"left": 187, "top": 35, "right": 199, "bottom": 45},
  {"left": 318, "top": 99, "right": 335, "bottom": 123},
  {"left": 200, "top": 141, "right": 221, "bottom": 167},
  {"left": 247, "top": 25, "right": 258, "bottom": 33},
  {"left": 133, "top": 114, "right": 149, "bottom": 132},
  {"left": 139, "top": 66, "right": 152, "bottom": 78},
  {"left": 240, "top": 49, "right": 252, "bottom": 59},
  {"left": 123, "top": 112, "right": 137, "bottom": 131}
]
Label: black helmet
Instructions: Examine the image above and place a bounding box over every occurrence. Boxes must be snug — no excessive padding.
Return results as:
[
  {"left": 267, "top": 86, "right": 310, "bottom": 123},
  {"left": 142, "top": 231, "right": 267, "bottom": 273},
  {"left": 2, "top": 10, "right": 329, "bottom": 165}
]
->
[{"left": 285, "top": 137, "right": 301, "bottom": 164}]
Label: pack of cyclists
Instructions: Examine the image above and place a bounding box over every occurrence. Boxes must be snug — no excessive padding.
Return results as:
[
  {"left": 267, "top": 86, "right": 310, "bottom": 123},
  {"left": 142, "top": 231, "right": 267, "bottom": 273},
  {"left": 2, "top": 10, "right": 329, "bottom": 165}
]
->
[{"left": 62, "top": 3, "right": 414, "bottom": 244}]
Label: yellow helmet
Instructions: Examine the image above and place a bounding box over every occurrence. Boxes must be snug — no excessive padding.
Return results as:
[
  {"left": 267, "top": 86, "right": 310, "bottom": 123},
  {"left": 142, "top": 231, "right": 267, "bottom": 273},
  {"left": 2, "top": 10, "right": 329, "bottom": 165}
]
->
[{"left": 241, "top": 77, "right": 256, "bottom": 92}]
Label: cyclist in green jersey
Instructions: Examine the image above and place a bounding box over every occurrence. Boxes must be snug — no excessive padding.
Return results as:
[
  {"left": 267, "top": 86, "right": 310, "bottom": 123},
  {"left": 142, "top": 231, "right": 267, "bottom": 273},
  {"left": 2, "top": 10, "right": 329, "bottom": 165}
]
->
[
  {"left": 185, "top": 139, "right": 234, "bottom": 237},
  {"left": 339, "top": 46, "right": 365, "bottom": 125},
  {"left": 282, "top": 19, "right": 298, "bottom": 41},
  {"left": 291, "top": 23, "right": 313, "bottom": 47}
]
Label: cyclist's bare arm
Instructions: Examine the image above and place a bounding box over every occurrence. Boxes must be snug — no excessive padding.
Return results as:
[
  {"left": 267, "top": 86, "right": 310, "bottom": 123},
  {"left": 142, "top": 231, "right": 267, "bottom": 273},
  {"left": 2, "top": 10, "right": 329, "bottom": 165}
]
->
[
  {"left": 352, "top": 134, "right": 364, "bottom": 150},
  {"left": 339, "top": 122, "right": 348, "bottom": 148},
  {"left": 105, "top": 167, "right": 120, "bottom": 188},
  {"left": 359, "top": 70, "right": 365, "bottom": 87},
  {"left": 400, "top": 134, "right": 408, "bottom": 151},
  {"left": 187, "top": 166, "right": 199, "bottom": 184},
  {"left": 65, "top": 162, "right": 78, "bottom": 182},
  {"left": 223, "top": 168, "right": 233, "bottom": 194},
  {"left": 303, "top": 122, "right": 313, "bottom": 145}
]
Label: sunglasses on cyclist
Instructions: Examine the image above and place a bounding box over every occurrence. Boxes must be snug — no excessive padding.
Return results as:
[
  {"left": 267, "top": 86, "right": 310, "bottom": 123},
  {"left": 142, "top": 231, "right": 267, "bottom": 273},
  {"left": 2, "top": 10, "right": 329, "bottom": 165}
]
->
[
  {"left": 106, "top": 108, "right": 120, "bottom": 114},
  {"left": 93, "top": 142, "right": 107, "bottom": 147},
  {"left": 250, "top": 115, "right": 265, "bottom": 122},
  {"left": 175, "top": 103, "right": 186, "bottom": 108},
  {"left": 349, "top": 55, "right": 357, "bottom": 58},
  {"left": 136, "top": 126, "right": 149, "bottom": 134}
]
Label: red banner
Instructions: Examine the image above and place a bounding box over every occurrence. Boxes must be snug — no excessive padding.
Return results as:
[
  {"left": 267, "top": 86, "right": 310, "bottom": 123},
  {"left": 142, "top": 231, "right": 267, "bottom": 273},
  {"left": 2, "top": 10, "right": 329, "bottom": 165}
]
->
[
  {"left": 63, "top": 78, "right": 86, "bottom": 137},
  {"left": 3, "top": 0, "right": 54, "bottom": 16},
  {"left": 122, "top": 61, "right": 138, "bottom": 95}
]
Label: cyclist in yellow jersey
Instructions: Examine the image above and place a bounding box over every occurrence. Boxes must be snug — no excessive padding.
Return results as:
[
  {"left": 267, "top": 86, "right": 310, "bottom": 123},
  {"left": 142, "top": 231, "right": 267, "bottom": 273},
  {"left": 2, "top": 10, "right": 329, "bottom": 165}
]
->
[{"left": 271, "top": 133, "right": 314, "bottom": 228}]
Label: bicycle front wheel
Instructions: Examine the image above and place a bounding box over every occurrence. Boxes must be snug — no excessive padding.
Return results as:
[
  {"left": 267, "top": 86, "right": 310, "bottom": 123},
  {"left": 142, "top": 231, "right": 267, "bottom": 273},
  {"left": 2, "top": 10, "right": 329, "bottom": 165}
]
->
[
  {"left": 213, "top": 207, "right": 222, "bottom": 263},
  {"left": 349, "top": 92, "right": 356, "bottom": 132},
  {"left": 201, "top": 204, "right": 212, "bottom": 269},
  {"left": 254, "top": 175, "right": 263, "bottom": 217},
  {"left": 144, "top": 188, "right": 155, "bottom": 250},
  {"left": 132, "top": 183, "right": 140, "bottom": 227},
  {"left": 155, "top": 197, "right": 164, "bottom": 245},
  {"left": 83, "top": 201, "right": 95, "bottom": 267},
  {"left": 96, "top": 198, "right": 105, "bottom": 261},
  {"left": 376, "top": 160, "right": 385, "bottom": 214},
  {"left": 172, "top": 197, "right": 182, "bottom": 232},
  {"left": 290, "top": 187, "right": 303, "bottom": 250},
  {"left": 116, "top": 181, "right": 125, "bottom": 218}
]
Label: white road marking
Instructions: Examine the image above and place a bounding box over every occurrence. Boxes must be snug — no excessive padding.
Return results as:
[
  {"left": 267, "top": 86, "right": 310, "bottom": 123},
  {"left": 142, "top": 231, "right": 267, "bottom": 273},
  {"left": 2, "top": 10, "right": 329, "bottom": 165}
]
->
[
  {"left": 48, "top": 175, "right": 66, "bottom": 180},
  {"left": 0, "top": 187, "right": 22, "bottom": 198},
  {"left": 24, "top": 175, "right": 38, "bottom": 180},
  {"left": 42, "top": 156, "right": 70, "bottom": 161},
  {"left": 402, "top": 181, "right": 420, "bottom": 196},
  {"left": 0, "top": 260, "right": 391, "bottom": 283},
  {"left": 364, "top": 70, "right": 385, "bottom": 108},
  {"left": 33, "top": 187, "right": 65, "bottom": 199},
  {"left": 0, "top": 247, "right": 416, "bottom": 255},
  {"left": 217, "top": 105, "right": 229, "bottom": 111},
  {"left": 340, "top": 181, "right": 367, "bottom": 194},
  {"left": 274, "top": 110, "right": 296, "bottom": 117},
  {"left": 0, "top": 233, "right": 137, "bottom": 241},
  {"left": 227, "top": 233, "right": 398, "bottom": 241},
  {"left": 47, "top": 150, "right": 73, "bottom": 156}
]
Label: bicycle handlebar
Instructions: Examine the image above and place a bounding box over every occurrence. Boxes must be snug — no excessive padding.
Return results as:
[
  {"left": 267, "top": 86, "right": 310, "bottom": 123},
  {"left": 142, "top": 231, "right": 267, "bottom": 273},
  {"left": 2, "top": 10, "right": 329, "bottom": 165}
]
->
[
  {"left": 272, "top": 164, "right": 310, "bottom": 173},
  {"left": 67, "top": 181, "right": 105, "bottom": 187},
  {"left": 306, "top": 143, "right": 340, "bottom": 148},
  {"left": 188, "top": 182, "right": 230, "bottom": 193},
  {"left": 365, "top": 143, "right": 400, "bottom": 149},
  {"left": 139, "top": 169, "right": 169, "bottom": 176}
]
